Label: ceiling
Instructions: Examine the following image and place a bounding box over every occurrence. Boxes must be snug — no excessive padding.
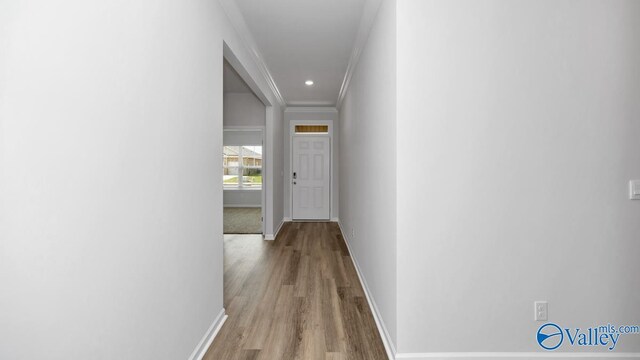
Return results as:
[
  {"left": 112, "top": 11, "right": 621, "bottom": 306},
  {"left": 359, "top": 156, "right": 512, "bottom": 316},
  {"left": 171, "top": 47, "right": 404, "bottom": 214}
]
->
[
  {"left": 235, "top": 0, "right": 367, "bottom": 107},
  {"left": 223, "top": 59, "right": 253, "bottom": 94}
]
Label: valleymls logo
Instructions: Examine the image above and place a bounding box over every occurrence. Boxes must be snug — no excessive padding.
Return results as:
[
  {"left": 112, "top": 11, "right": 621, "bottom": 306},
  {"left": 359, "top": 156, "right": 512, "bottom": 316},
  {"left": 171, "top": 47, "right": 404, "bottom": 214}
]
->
[
  {"left": 537, "top": 323, "right": 564, "bottom": 350},
  {"left": 537, "top": 323, "right": 640, "bottom": 351}
]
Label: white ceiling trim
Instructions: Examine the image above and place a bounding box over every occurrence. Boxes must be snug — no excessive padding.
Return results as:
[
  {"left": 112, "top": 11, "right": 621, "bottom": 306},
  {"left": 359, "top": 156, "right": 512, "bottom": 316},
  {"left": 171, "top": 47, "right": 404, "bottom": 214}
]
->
[
  {"left": 336, "top": 0, "right": 383, "bottom": 109},
  {"left": 285, "top": 107, "right": 338, "bottom": 113},
  {"left": 218, "top": 0, "right": 286, "bottom": 107}
]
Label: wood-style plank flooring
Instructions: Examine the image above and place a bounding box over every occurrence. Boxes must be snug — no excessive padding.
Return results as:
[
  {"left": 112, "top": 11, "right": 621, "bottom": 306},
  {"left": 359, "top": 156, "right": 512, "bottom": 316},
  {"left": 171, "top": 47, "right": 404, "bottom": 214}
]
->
[{"left": 204, "top": 222, "right": 388, "bottom": 360}]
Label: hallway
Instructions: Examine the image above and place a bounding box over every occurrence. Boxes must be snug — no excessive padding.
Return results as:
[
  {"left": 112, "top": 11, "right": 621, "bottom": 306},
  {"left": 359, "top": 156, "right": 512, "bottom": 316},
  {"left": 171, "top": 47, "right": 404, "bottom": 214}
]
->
[
  {"left": 204, "top": 223, "right": 387, "bottom": 360},
  {"left": 3, "top": 1, "right": 640, "bottom": 359}
]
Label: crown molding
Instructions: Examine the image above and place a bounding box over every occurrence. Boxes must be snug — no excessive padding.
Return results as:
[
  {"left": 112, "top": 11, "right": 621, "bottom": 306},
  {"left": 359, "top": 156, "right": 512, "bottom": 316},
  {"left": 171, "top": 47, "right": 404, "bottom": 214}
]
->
[
  {"left": 336, "top": 0, "right": 383, "bottom": 109},
  {"left": 285, "top": 107, "right": 338, "bottom": 113},
  {"left": 287, "top": 100, "right": 336, "bottom": 107},
  {"left": 218, "top": 0, "right": 286, "bottom": 107}
]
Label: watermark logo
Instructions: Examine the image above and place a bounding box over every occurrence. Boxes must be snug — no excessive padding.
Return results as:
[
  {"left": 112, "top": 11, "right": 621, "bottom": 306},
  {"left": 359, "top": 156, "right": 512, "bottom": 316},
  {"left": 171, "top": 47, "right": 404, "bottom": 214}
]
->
[
  {"left": 536, "top": 323, "right": 639, "bottom": 351},
  {"left": 537, "top": 323, "right": 563, "bottom": 350}
]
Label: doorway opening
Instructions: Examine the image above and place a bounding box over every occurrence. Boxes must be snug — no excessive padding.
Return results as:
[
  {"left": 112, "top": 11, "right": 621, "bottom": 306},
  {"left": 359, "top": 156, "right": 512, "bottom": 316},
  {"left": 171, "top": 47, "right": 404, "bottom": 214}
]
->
[{"left": 222, "top": 58, "right": 266, "bottom": 235}]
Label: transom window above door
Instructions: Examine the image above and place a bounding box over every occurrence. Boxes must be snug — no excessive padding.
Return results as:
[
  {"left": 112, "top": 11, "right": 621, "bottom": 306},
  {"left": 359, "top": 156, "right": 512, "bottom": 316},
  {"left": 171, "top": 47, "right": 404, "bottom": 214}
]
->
[{"left": 295, "top": 125, "right": 329, "bottom": 134}]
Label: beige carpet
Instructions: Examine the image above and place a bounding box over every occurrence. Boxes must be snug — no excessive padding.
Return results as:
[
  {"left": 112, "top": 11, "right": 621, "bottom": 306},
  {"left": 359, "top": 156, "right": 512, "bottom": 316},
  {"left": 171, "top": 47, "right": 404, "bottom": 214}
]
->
[{"left": 224, "top": 207, "right": 262, "bottom": 234}]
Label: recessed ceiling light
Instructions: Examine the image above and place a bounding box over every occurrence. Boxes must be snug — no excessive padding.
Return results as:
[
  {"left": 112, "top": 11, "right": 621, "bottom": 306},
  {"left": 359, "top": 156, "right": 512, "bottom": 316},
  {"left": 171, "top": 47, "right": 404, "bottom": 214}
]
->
[{"left": 305, "top": 80, "right": 314, "bottom": 86}]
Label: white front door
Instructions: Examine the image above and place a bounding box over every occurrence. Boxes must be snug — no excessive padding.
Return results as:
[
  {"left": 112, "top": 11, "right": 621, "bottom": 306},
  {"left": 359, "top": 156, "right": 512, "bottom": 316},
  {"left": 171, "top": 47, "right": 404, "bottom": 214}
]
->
[{"left": 292, "top": 136, "right": 330, "bottom": 220}]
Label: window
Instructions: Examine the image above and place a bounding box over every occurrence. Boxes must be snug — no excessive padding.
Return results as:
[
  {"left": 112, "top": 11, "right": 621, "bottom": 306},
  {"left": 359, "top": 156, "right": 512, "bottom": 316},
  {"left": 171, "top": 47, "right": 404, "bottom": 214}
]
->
[
  {"left": 295, "top": 125, "right": 329, "bottom": 133},
  {"left": 223, "top": 145, "right": 262, "bottom": 189}
]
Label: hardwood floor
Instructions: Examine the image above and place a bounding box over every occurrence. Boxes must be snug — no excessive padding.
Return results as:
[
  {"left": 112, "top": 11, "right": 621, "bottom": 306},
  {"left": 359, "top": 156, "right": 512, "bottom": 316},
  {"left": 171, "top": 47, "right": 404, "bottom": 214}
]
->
[{"left": 204, "top": 222, "right": 388, "bottom": 360}]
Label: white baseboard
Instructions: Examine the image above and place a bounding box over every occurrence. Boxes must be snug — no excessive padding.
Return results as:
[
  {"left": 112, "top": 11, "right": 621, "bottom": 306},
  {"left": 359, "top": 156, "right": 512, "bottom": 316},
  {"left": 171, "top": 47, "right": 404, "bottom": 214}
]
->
[
  {"left": 394, "top": 353, "right": 640, "bottom": 359},
  {"left": 264, "top": 218, "right": 287, "bottom": 241},
  {"left": 188, "top": 308, "right": 227, "bottom": 360},
  {"left": 336, "top": 221, "right": 396, "bottom": 360},
  {"left": 223, "top": 204, "right": 261, "bottom": 208},
  {"left": 283, "top": 217, "right": 292, "bottom": 222},
  {"left": 330, "top": 217, "right": 340, "bottom": 222}
]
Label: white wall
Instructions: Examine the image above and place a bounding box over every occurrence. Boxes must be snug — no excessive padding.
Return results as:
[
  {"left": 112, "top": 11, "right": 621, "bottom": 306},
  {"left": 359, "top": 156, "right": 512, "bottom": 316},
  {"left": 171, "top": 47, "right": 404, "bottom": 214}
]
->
[
  {"left": 396, "top": 0, "right": 640, "bottom": 355},
  {"left": 223, "top": 128, "right": 263, "bottom": 145},
  {"left": 284, "top": 108, "right": 339, "bottom": 220},
  {"left": 338, "top": 0, "right": 397, "bottom": 350},
  {"left": 0, "top": 1, "right": 283, "bottom": 359},
  {"left": 223, "top": 190, "right": 262, "bottom": 207},
  {"left": 223, "top": 93, "right": 265, "bottom": 127}
]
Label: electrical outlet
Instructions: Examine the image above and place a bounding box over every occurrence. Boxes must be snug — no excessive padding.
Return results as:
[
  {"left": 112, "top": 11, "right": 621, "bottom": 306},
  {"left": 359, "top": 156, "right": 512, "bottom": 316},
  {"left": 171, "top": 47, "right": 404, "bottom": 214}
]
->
[
  {"left": 535, "top": 301, "right": 548, "bottom": 321},
  {"left": 630, "top": 180, "right": 640, "bottom": 200}
]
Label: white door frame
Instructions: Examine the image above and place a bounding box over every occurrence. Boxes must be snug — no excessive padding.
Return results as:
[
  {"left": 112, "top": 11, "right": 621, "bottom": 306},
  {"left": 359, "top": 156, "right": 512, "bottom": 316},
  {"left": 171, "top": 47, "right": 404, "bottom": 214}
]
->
[
  {"left": 289, "top": 120, "right": 333, "bottom": 221},
  {"left": 223, "top": 126, "right": 266, "bottom": 235}
]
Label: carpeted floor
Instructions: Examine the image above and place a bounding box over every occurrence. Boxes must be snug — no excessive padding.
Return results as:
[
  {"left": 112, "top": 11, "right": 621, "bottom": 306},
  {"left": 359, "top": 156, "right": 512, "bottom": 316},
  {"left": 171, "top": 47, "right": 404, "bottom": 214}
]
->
[{"left": 224, "top": 207, "right": 262, "bottom": 234}]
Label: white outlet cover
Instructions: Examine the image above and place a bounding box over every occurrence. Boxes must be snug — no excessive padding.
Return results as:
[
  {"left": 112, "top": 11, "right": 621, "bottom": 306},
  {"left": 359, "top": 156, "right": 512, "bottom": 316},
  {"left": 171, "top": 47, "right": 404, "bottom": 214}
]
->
[
  {"left": 534, "top": 301, "right": 548, "bottom": 321},
  {"left": 630, "top": 180, "right": 640, "bottom": 200}
]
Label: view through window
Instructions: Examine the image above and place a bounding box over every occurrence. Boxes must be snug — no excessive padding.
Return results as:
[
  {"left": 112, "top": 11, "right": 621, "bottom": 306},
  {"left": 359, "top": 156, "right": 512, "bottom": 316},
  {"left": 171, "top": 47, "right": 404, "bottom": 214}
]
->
[{"left": 223, "top": 145, "right": 262, "bottom": 189}]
